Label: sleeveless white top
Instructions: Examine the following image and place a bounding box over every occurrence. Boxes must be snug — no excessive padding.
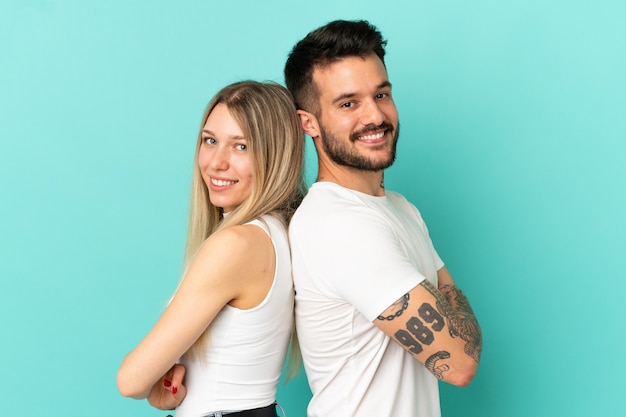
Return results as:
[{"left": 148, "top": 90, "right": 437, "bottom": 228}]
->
[{"left": 176, "top": 214, "right": 294, "bottom": 416}]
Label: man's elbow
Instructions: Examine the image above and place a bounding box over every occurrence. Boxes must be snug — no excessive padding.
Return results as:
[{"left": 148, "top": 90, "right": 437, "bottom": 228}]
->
[
  {"left": 448, "top": 370, "right": 476, "bottom": 387},
  {"left": 445, "top": 362, "right": 478, "bottom": 387}
]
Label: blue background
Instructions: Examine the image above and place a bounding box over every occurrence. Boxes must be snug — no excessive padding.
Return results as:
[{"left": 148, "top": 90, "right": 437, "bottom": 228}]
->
[{"left": 1, "top": 0, "right": 625, "bottom": 416}]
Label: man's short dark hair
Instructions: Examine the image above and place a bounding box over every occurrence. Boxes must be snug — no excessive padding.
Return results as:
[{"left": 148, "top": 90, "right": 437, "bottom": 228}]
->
[{"left": 284, "top": 20, "right": 387, "bottom": 114}]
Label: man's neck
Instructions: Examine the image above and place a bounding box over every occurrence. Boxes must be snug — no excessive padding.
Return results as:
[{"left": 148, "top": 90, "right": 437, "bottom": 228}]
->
[{"left": 317, "top": 162, "right": 385, "bottom": 196}]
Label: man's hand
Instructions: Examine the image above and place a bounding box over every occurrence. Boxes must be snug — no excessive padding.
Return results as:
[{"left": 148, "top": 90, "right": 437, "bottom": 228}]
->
[{"left": 147, "top": 363, "right": 187, "bottom": 410}]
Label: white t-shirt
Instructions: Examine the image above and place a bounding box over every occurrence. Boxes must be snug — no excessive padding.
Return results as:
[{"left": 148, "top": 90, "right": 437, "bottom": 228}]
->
[
  {"left": 290, "top": 182, "right": 444, "bottom": 417},
  {"left": 176, "top": 214, "right": 294, "bottom": 417}
]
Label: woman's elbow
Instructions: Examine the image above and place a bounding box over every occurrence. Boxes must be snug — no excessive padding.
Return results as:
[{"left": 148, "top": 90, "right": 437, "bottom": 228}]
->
[{"left": 116, "top": 368, "right": 148, "bottom": 399}]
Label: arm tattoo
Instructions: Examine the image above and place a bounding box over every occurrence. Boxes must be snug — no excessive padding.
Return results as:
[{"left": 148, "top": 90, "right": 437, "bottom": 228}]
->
[
  {"left": 377, "top": 293, "right": 409, "bottom": 320},
  {"left": 425, "top": 351, "right": 451, "bottom": 380},
  {"left": 423, "top": 280, "right": 482, "bottom": 362},
  {"left": 377, "top": 280, "right": 481, "bottom": 382}
]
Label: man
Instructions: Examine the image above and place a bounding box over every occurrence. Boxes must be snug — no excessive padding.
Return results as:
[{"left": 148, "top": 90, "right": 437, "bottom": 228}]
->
[{"left": 285, "top": 20, "right": 482, "bottom": 416}]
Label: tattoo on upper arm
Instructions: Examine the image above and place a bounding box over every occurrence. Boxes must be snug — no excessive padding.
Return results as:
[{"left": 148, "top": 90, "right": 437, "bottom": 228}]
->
[
  {"left": 376, "top": 279, "right": 482, "bottom": 379},
  {"left": 390, "top": 304, "right": 444, "bottom": 355},
  {"left": 430, "top": 281, "right": 482, "bottom": 362},
  {"left": 425, "top": 351, "right": 451, "bottom": 380},
  {"left": 377, "top": 290, "right": 446, "bottom": 356},
  {"left": 377, "top": 293, "right": 409, "bottom": 320}
]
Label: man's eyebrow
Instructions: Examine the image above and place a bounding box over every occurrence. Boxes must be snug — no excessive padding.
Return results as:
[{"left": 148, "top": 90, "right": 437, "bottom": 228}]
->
[
  {"left": 331, "top": 92, "right": 357, "bottom": 106},
  {"left": 330, "top": 81, "right": 393, "bottom": 105}
]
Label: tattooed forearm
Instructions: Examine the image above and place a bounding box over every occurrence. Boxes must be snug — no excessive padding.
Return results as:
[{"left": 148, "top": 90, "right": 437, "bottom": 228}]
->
[
  {"left": 425, "top": 351, "right": 451, "bottom": 380},
  {"left": 421, "top": 280, "right": 482, "bottom": 363},
  {"left": 377, "top": 293, "right": 409, "bottom": 320}
]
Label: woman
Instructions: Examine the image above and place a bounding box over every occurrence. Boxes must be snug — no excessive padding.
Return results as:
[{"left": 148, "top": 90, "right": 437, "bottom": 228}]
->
[{"left": 117, "top": 81, "right": 305, "bottom": 417}]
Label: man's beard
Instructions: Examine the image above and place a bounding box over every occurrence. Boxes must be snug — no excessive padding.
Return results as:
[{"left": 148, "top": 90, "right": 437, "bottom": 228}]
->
[{"left": 318, "top": 122, "right": 400, "bottom": 172}]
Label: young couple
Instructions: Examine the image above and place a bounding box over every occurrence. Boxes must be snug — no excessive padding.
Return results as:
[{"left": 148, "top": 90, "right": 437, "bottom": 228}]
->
[{"left": 117, "top": 20, "right": 482, "bottom": 417}]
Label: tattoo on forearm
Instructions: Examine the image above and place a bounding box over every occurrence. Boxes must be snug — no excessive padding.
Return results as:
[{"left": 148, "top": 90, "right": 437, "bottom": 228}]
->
[
  {"left": 429, "top": 281, "right": 482, "bottom": 362},
  {"left": 425, "top": 351, "right": 451, "bottom": 380},
  {"left": 377, "top": 293, "right": 409, "bottom": 320}
]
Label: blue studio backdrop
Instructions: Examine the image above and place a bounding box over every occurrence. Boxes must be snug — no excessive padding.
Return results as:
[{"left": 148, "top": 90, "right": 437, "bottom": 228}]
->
[{"left": 1, "top": 1, "right": 625, "bottom": 416}]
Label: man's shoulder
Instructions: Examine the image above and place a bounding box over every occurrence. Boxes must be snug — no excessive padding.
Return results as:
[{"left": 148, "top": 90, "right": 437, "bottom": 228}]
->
[
  {"left": 294, "top": 183, "right": 355, "bottom": 215},
  {"left": 290, "top": 184, "right": 367, "bottom": 237},
  {"left": 293, "top": 184, "right": 420, "bottom": 222},
  {"left": 384, "top": 189, "right": 410, "bottom": 204}
]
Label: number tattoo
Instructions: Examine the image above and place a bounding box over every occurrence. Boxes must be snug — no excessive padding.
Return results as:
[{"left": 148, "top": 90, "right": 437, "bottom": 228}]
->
[
  {"left": 406, "top": 317, "right": 434, "bottom": 344},
  {"left": 418, "top": 302, "right": 445, "bottom": 331},
  {"left": 384, "top": 294, "right": 445, "bottom": 356},
  {"left": 395, "top": 329, "right": 423, "bottom": 354},
  {"left": 378, "top": 279, "right": 481, "bottom": 382}
]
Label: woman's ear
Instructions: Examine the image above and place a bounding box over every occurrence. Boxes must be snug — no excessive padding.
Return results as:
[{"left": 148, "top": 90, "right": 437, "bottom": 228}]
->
[{"left": 297, "top": 110, "right": 320, "bottom": 139}]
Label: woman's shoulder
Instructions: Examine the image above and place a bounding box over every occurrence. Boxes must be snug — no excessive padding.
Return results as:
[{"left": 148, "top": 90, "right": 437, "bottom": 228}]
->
[
  {"left": 209, "top": 222, "right": 271, "bottom": 255},
  {"left": 191, "top": 223, "right": 274, "bottom": 291}
]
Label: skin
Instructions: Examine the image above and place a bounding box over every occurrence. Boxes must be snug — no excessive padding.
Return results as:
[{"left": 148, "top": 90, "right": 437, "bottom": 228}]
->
[
  {"left": 199, "top": 103, "right": 254, "bottom": 213},
  {"left": 376, "top": 267, "right": 481, "bottom": 386},
  {"left": 298, "top": 53, "right": 398, "bottom": 196},
  {"left": 116, "top": 105, "right": 275, "bottom": 406},
  {"left": 298, "top": 52, "right": 482, "bottom": 386}
]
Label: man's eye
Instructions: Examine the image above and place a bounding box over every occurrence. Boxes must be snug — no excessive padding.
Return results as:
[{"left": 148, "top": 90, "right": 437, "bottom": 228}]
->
[
  {"left": 377, "top": 93, "right": 389, "bottom": 99},
  {"left": 341, "top": 102, "right": 354, "bottom": 108}
]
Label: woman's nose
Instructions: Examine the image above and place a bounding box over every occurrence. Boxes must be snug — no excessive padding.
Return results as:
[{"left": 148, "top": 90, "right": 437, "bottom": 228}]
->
[{"left": 209, "top": 146, "right": 229, "bottom": 170}]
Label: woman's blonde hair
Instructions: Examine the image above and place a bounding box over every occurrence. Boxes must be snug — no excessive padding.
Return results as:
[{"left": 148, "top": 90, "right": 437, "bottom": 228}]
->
[
  {"left": 185, "top": 80, "right": 306, "bottom": 266},
  {"left": 183, "top": 81, "right": 305, "bottom": 371}
]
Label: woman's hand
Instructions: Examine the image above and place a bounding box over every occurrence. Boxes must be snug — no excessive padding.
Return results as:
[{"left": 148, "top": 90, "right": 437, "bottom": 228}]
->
[{"left": 147, "top": 364, "right": 187, "bottom": 410}]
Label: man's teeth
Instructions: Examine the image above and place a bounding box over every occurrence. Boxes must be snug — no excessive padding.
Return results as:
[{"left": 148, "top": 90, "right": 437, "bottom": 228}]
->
[
  {"left": 211, "top": 178, "right": 236, "bottom": 186},
  {"left": 359, "top": 131, "right": 385, "bottom": 140}
]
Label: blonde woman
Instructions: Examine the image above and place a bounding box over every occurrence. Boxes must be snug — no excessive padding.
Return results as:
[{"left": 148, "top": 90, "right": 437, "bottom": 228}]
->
[{"left": 117, "top": 81, "right": 305, "bottom": 417}]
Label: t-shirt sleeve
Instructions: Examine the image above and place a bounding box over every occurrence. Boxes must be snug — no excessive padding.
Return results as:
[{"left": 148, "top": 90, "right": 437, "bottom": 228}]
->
[
  {"left": 311, "top": 206, "right": 426, "bottom": 321},
  {"left": 398, "top": 194, "right": 445, "bottom": 272}
]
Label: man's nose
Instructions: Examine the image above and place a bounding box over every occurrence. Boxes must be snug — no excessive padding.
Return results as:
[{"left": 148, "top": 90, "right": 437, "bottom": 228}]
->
[{"left": 360, "top": 99, "right": 385, "bottom": 127}]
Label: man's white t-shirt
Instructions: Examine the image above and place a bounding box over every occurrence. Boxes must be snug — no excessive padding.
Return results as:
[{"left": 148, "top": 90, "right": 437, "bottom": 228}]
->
[{"left": 290, "top": 182, "right": 444, "bottom": 417}]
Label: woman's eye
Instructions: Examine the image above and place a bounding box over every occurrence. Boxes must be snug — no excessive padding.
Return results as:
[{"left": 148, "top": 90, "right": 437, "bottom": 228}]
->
[
  {"left": 236, "top": 144, "right": 247, "bottom": 151},
  {"left": 203, "top": 137, "right": 216, "bottom": 144}
]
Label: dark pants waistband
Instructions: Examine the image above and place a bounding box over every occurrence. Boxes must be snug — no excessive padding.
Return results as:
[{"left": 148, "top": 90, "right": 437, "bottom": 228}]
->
[{"left": 206, "top": 402, "right": 278, "bottom": 417}]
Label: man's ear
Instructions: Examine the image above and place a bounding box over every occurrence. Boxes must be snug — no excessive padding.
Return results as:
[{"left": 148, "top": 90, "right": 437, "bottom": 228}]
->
[{"left": 297, "top": 109, "right": 320, "bottom": 139}]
